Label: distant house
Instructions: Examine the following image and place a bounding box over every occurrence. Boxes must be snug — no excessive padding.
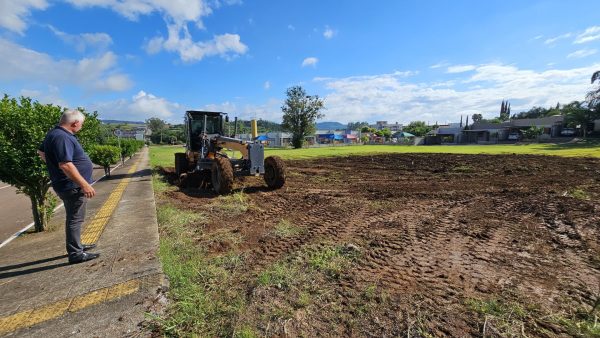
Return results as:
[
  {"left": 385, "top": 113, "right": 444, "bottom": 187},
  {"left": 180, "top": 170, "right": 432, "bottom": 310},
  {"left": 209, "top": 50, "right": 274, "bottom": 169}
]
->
[
  {"left": 462, "top": 116, "right": 565, "bottom": 143},
  {"left": 237, "top": 132, "right": 315, "bottom": 147},
  {"left": 372, "top": 121, "right": 403, "bottom": 132},
  {"left": 118, "top": 127, "right": 147, "bottom": 141},
  {"left": 430, "top": 123, "right": 464, "bottom": 143},
  {"left": 508, "top": 115, "right": 563, "bottom": 137},
  {"left": 464, "top": 122, "right": 509, "bottom": 143}
]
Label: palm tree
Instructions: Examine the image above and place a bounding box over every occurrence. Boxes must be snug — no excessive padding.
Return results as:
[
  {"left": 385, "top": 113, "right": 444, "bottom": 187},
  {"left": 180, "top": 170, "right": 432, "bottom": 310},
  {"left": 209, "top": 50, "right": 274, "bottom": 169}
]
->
[
  {"left": 588, "top": 71, "right": 600, "bottom": 107},
  {"left": 592, "top": 71, "right": 600, "bottom": 84}
]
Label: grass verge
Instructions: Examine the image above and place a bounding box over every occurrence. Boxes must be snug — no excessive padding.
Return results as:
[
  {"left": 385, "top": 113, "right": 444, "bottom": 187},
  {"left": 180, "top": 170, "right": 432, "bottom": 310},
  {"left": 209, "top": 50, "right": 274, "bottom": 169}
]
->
[{"left": 466, "top": 297, "right": 600, "bottom": 337}]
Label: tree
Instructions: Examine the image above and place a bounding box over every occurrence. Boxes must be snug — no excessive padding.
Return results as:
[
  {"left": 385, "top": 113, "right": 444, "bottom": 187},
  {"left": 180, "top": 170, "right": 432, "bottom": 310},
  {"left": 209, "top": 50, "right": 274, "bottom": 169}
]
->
[
  {"left": 513, "top": 106, "right": 550, "bottom": 119},
  {"left": 472, "top": 114, "right": 483, "bottom": 123},
  {"left": 587, "top": 70, "right": 600, "bottom": 108},
  {"left": 0, "top": 95, "right": 101, "bottom": 232},
  {"left": 523, "top": 126, "right": 543, "bottom": 139},
  {"left": 499, "top": 100, "right": 511, "bottom": 121},
  {"left": 563, "top": 101, "right": 600, "bottom": 138},
  {"left": 403, "top": 121, "right": 432, "bottom": 137},
  {"left": 89, "top": 145, "right": 120, "bottom": 176},
  {"left": 145, "top": 117, "right": 167, "bottom": 143},
  {"left": 381, "top": 128, "right": 392, "bottom": 140},
  {"left": 281, "top": 86, "right": 325, "bottom": 148},
  {"left": 360, "top": 126, "right": 376, "bottom": 133},
  {"left": 347, "top": 121, "right": 370, "bottom": 131}
]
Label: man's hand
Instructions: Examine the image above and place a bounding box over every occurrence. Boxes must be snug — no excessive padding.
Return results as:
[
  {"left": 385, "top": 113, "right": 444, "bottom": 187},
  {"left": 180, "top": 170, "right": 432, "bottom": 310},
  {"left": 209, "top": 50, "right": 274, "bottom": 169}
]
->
[
  {"left": 59, "top": 162, "right": 96, "bottom": 199},
  {"left": 82, "top": 183, "right": 96, "bottom": 198},
  {"left": 37, "top": 150, "right": 46, "bottom": 163}
]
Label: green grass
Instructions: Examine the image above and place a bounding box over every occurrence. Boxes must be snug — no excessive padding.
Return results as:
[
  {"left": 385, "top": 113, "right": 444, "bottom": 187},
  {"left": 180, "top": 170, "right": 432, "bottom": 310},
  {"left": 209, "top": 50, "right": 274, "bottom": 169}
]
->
[
  {"left": 212, "top": 191, "right": 250, "bottom": 215},
  {"left": 466, "top": 297, "right": 600, "bottom": 337},
  {"left": 568, "top": 188, "right": 590, "bottom": 200},
  {"left": 307, "top": 245, "right": 359, "bottom": 279},
  {"left": 149, "top": 140, "right": 600, "bottom": 167},
  {"left": 151, "top": 173, "right": 250, "bottom": 336},
  {"left": 272, "top": 219, "right": 302, "bottom": 238},
  {"left": 257, "top": 261, "right": 299, "bottom": 289}
]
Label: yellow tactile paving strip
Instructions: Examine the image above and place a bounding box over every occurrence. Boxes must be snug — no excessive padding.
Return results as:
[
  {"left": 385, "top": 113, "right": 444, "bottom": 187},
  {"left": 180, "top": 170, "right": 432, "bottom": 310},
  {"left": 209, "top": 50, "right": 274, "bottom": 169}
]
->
[
  {"left": 81, "top": 161, "right": 139, "bottom": 245},
  {"left": 0, "top": 278, "right": 142, "bottom": 335}
]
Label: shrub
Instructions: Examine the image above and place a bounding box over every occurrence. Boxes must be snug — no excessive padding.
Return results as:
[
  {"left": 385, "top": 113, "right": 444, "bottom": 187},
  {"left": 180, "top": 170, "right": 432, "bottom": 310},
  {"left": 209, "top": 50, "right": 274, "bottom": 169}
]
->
[{"left": 89, "top": 145, "right": 120, "bottom": 176}]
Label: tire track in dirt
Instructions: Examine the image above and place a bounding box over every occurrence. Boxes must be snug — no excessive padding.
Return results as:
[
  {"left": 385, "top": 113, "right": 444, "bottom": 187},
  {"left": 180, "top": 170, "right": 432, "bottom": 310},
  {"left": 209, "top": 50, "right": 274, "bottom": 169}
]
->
[{"left": 163, "top": 153, "right": 600, "bottom": 336}]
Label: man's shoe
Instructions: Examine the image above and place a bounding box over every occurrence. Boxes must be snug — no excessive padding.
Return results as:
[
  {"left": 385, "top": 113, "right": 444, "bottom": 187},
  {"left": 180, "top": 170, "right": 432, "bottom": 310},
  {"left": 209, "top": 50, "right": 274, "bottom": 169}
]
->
[
  {"left": 69, "top": 252, "right": 100, "bottom": 264},
  {"left": 82, "top": 244, "right": 96, "bottom": 251}
]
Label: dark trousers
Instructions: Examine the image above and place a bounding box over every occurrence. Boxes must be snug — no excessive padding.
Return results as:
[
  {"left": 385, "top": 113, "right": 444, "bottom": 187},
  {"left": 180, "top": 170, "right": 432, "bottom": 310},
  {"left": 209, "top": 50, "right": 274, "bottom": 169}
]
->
[{"left": 57, "top": 188, "right": 87, "bottom": 257}]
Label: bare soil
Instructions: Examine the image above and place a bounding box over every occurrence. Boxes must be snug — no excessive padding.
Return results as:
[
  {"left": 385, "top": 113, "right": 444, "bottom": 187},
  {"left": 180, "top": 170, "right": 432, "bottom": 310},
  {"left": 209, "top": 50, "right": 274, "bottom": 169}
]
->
[{"left": 161, "top": 153, "right": 600, "bottom": 337}]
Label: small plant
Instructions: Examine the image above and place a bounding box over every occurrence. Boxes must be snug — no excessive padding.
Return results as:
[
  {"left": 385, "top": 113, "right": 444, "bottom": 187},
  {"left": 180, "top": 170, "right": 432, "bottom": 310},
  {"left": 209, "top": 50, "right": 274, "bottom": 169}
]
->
[
  {"left": 452, "top": 165, "right": 474, "bottom": 173},
  {"left": 295, "top": 291, "right": 312, "bottom": 308},
  {"left": 569, "top": 188, "right": 589, "bottom": 200},
  {"left": 273, "top": 219, "right": 302, "bottom": 237},
  {"left": 214, "top": 191, "right": 249, "bottom": 215},
  {"left": 257, "top": 261, "right": 298, "bottom": 289},
  {"left": 307, "top": 245, "right": 359, "bottom": 279},
  {"left": 234, "top": 327, "right": 259, "bottom": 338}
]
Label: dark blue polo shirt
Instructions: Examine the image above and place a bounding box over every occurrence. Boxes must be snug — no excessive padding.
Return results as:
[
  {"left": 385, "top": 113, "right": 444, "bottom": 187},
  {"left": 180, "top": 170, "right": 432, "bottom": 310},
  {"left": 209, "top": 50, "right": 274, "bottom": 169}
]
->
[{"left": 41, "top": 126, "right": 94, "bottom": 193}]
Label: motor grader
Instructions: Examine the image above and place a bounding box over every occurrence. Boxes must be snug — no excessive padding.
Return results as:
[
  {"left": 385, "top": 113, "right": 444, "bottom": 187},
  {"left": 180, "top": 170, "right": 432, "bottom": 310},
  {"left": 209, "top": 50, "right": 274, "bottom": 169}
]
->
[{"left": 174, "top": 110, "right": 286, "bottom": 194}]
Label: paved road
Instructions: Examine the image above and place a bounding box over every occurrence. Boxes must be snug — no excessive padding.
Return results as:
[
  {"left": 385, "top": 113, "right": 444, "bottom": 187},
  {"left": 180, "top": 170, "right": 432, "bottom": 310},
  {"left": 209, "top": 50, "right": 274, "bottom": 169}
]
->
[
  {"left": 0, "top": 165, "right": 115, "bottom": 243},
  {"left": 0, "top": 183, "right": 31, "bottom": 242}
]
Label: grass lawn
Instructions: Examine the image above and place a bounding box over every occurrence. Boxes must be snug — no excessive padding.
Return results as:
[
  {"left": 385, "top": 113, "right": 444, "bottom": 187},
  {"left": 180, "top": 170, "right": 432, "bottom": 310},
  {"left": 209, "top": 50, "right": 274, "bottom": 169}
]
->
[{"left": 149, "top": 140, "right": 600, "bottom": 167}]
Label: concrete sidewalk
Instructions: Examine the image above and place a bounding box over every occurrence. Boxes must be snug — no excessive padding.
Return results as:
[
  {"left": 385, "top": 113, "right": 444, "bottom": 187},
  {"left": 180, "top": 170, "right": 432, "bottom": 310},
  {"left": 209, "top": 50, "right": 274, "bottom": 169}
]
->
[{"left": 0, "top": 147, "right": 164, "bottom": 337}]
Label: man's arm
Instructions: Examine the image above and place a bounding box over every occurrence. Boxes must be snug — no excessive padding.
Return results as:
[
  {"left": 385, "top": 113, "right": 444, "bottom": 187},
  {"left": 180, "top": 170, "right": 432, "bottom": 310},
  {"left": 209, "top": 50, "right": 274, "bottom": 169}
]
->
[
  {"left": 58, "top": 162, "right": 96, "bottom": 198},
  {"left": 37, "top": 150, "right": 46, "bottom": 163}
]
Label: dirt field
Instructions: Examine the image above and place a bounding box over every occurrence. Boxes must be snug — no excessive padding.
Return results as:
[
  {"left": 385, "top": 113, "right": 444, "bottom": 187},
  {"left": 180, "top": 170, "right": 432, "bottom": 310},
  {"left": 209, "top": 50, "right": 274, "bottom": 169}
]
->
[{"left": 159, "top": 153, "right": 600, "bottom": 337}]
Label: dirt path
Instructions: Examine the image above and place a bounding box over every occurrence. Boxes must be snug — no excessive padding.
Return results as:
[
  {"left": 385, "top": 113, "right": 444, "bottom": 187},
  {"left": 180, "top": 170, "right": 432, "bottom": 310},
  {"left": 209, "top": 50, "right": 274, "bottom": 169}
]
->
[{"left": 162, "top": 153, "right": 600, "bottom": 336}]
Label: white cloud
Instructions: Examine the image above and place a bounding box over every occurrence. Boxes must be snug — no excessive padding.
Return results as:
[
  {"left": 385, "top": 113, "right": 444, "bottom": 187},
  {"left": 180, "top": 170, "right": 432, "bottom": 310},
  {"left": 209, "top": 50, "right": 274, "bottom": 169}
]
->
[
  {"left": 0, "top": 38, "right": 132, "bottom": 92},
  {"left": 200, "top": 98, "right": 283, "bottom": 122},
  {"left": 0, "top": 0, "right": 48, "bottom": 34},
  {"left": 323, "top": 26, "right": 336, "bottom": 39},
  {"left": 544, "top": 33, "right": 571, "bottom": 45},
  {"left": 146, "top": 23, "right": 248, "bottom": 62},
  {"left": 287, "top": 24, "right": 295, "bottom": 31},
  {"left": 446, "top": 65, "right": 476, "bottom": 73},
  {"left": 314, "top": 63, "right": 599, "bottom": 124},
  {"left": 574, "top": 26, "right": 600, "bottom": 44},
  {"left": 65, "top": 0, "right": 212, "bottom": 24},
  {"left": 567, "top": 49, "right": 597, "bottom": 59},
  {"left": 302, "top": 57, "right": 318, "bottom": 67},
  {"left": 48, "top": 25, "right": 112, "bottom": 52},
  {"left": 430, "top": 62, "right": 448, "bottom": 69},
  {"left": 264, "top": 81, "right": 271, "bottom": 90},
  {"left": 20, "top": 85, "right": 68, "bottom": 107},
  {"left": 65, "top": 0, "right": 247, "bottom": 63},
  {"left": 90, "top": 90, "right": 181, "bottom": 122}
]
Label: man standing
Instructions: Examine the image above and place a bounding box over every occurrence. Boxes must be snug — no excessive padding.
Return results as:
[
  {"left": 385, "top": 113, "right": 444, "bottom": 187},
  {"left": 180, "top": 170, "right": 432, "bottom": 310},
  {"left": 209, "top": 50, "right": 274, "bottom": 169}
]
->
[{"left": 38, "top": 110, "right": 100, "bottom": 264}]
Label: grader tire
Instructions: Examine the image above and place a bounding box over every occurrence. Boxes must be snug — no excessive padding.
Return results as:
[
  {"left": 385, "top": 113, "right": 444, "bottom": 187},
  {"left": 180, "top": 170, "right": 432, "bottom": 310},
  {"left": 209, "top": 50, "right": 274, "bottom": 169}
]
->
[
  {"left": 211, "top": 157, "right": 234, "bottom": 194},
  {"left": 264, "top": 156, "right": 286, "bottom": 189},
  {"left": 175, "top": 152, "right": 188, "bottom": 177}
]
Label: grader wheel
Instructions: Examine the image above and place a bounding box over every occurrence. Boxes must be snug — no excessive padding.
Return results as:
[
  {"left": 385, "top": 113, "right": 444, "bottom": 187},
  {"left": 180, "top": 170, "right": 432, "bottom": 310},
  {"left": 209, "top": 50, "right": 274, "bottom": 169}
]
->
[
  {"left": 264, "top": 156, "right": 286, "bottom": 189},
  {"left": 211, "top": 157, "right": 234, "bottom": 194},
  {"left": 174, "top": 152, "right": 188, "bottom": 177}
]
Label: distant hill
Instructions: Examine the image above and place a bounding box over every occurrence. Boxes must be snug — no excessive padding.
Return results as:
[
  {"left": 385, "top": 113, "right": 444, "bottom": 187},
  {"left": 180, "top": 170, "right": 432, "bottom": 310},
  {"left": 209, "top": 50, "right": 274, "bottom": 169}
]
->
[
  {"left": 316, "top": 121, "right": 346, "bottom": 130},
  {"left": 101, "top": 119, "right": 145, "bottom": 125}
]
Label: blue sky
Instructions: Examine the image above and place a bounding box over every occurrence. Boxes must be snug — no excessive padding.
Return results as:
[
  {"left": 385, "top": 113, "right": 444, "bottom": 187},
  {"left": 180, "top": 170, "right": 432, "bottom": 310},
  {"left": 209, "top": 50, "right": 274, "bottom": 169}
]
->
[{"left": 1, "top": 0, "right": 599, "bottom": 125}]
